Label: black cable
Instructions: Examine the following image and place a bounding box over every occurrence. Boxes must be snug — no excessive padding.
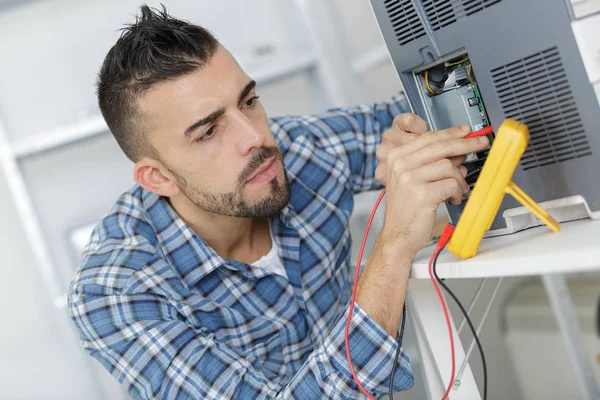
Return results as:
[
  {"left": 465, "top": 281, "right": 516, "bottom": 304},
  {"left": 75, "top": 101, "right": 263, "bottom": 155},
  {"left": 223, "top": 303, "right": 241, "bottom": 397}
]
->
[
  {"left": 389, "top": 302, "right": 407, "bottom": 400},
  {"left": 480, "top": 218, "right": 579, "bottom": 241},
  {"left": 432, "top": 249, "right": 488, "bottom": 400}
]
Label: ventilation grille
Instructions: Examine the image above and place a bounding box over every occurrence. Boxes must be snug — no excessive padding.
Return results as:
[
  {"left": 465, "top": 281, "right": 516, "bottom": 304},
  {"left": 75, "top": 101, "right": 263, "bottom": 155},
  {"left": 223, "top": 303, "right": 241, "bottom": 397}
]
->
[
  {"left": 423, "top": 0, "right": 502, "bottom": 31},
  {"left": 384, "top": 0, "right": 426, "bottom": 46},
  {"left": 491, "top": 47, "right": 592, "bottom": 171}
]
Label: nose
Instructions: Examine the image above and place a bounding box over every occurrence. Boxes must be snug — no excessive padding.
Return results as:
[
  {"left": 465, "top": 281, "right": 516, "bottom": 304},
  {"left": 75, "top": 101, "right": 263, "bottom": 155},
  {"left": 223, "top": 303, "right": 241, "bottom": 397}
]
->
[{"left": 234, "top": 111, "right": 266, "bottom": 155}]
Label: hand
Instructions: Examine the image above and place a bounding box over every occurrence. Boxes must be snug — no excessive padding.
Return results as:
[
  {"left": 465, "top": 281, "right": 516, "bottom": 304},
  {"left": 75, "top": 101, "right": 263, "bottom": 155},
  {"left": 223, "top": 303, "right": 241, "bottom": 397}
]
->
[
  {"left": 381, "top": 124, "right": 489, "bottom": 257},
  {"left": 375, "top": 113, "right": 428, "bottom": 186}
]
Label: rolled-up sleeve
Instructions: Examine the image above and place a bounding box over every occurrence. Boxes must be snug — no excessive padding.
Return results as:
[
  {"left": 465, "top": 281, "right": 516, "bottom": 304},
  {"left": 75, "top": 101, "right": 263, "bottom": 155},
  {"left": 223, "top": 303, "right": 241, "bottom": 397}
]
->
[{"left": 320, "top": 302, "right": 413, "bottom": 398}]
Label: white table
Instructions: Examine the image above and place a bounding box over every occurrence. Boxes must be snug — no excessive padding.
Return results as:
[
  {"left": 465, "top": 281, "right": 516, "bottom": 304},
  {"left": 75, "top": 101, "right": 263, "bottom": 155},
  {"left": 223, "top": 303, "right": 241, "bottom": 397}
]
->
[{"left": 406, "top": 219, "right": 600, "bottom": 399}]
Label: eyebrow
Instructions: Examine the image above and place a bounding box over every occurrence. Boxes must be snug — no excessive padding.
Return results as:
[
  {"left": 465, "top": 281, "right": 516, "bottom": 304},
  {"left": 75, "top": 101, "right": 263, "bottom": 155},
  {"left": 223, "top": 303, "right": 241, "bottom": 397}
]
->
[
  {"left": 238, "top": 80, "right": 257, "bottom": 104},
  {"left": 184, "top": 80, "right": 257, "bottom": 136},
  {"left": 184, "top": 109, "right": 225, "bottom": 136}
]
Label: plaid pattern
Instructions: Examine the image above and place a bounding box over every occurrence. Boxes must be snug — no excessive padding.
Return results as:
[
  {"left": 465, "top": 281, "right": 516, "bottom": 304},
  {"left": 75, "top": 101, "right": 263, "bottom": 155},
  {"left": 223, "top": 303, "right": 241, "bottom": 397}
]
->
[{"left": 68, "top": 97, "right": 413, "bottom": 399}]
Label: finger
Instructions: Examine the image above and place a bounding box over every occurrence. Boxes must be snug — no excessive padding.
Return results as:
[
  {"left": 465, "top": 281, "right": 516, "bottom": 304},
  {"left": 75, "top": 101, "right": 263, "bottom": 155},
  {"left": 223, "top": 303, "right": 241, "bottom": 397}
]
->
[
  {"left": 449, "top": 155, "right": 467, "bottom": 166},
  {"left": 405, "top": 136, "right": 489, "bottom": 168},
  {"left": 393, "top": 113, "right": 428, "bottom": 135},
  {"left": 410, "top": 159, "right": 469, "bottom": 194},
  {"left": 429, "top": 177, "right": 465, "bottom": 205},
  {"left": 392, "top": 124, "right": 473, "bottom": 156}
]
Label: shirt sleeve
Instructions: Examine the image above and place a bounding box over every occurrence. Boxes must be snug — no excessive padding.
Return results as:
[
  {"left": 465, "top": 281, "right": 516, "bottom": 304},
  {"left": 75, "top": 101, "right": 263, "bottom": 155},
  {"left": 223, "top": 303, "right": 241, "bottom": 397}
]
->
[
  {"left": 297, "top": 95, "right": 410, "bottom": 194},
  {"left": 68, "top": 286, "right": 413, "bottom": 399}
]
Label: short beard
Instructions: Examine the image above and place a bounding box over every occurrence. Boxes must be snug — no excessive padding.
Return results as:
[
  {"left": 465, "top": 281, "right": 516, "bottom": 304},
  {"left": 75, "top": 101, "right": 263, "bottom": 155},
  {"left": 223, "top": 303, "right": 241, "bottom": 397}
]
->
[{"left": 169, "top": 146, "right": 291, "bottom": 218}]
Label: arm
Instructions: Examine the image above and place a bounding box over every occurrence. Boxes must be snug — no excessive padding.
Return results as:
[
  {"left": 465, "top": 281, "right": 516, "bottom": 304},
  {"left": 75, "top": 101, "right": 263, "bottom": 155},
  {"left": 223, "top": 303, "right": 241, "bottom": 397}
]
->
[
  {"left": 68, "top": 279, "right": 413, "bottom": 399},
  {"left": 356, "top": 119, "right": 489, "bottom": 336},
  {"left": 297, "top": 95, "right": 409, "bottom": 193}
]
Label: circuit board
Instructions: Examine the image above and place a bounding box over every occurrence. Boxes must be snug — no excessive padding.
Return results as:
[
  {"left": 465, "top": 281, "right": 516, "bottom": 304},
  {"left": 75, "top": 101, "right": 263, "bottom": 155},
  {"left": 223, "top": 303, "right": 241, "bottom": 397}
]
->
[{"left": 418, "top": 55, "right": 494, "bottom": 189}]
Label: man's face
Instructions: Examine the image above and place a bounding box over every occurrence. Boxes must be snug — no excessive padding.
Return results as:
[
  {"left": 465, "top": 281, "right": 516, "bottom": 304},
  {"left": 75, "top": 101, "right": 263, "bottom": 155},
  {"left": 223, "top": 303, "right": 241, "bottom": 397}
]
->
[{"left": 138, "top": 47, "right": 290, "bottom": 218}]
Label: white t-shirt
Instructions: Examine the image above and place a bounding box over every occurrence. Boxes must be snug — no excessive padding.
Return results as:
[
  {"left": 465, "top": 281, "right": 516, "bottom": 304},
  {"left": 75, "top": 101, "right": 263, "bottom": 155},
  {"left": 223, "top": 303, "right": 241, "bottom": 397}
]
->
[{"left": 250, "top": 223, "right": 287, "bottom": 280}]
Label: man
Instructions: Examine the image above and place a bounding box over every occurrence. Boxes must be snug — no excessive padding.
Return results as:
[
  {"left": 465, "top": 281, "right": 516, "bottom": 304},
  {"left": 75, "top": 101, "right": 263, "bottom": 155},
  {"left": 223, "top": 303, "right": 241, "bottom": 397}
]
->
[{"left": 68, "top": 5, "right": 488, "bottom": 399}]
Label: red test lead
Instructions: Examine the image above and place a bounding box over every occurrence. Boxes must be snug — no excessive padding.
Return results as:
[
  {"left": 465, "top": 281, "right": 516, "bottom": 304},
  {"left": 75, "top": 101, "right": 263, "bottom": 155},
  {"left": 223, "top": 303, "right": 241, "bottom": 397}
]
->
[{"left": 465, "top": 126, "right": 494, "bottom": 139}]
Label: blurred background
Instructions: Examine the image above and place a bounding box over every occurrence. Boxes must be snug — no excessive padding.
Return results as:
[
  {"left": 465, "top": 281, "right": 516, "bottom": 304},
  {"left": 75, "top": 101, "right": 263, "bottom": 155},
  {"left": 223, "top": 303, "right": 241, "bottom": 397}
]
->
[{"left": 0, "top": 1, "right": 599, "bottom": 399}]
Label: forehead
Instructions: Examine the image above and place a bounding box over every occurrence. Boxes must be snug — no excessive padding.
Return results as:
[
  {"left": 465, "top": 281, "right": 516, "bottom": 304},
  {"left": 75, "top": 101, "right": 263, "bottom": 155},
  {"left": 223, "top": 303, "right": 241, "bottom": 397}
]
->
[{"left": 137, "top": 47, "right": 251, "bottom": 134}]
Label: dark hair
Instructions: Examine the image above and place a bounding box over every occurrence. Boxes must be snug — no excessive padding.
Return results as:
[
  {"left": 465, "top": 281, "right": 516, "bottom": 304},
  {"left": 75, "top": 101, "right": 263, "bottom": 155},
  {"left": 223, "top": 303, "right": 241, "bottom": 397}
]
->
[{"left": 97, "top": 4, "right": 220, "bottom": 162}]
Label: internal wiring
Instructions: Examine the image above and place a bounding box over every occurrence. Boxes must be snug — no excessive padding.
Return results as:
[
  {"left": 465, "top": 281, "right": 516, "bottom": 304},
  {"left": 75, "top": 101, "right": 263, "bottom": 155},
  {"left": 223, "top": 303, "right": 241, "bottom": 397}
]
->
[
  {"left": 466, "top": 64, "right": 474, "bottom": 83},
  {"left": 446, "top": 56, "right": 470, "bottom": 66},
  {"left": 424, "top": 70, "right": 436, "bottom": 94}
]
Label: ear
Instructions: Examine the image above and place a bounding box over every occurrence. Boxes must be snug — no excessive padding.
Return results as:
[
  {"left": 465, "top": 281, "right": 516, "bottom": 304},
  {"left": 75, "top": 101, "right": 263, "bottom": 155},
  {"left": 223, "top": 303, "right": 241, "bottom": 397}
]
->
[{"left": 134, "top": 158, "right": 180, "bottom": 197}]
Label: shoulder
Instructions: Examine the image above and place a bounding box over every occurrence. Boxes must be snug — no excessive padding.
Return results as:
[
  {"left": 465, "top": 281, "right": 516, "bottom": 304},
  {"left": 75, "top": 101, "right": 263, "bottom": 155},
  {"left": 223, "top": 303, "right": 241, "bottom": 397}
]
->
[
  {"left": 68, "top": 185, "right": 165, "bottom": 298},
  {"left": 269, "top": 106, "right": 367, "bottom": 146},
  {"left": 269, "top": 115, "right": 354, "bottom": 215}
]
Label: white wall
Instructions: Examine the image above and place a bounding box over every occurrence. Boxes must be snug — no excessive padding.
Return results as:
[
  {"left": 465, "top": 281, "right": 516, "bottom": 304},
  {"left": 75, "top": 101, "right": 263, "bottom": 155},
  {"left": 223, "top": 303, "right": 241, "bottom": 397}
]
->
[
  {"left": 0, "top": 1, "right": 545, "bottom": 399},
  {"left": 0, "top": 0, "right": 301, "bottom": 140}
]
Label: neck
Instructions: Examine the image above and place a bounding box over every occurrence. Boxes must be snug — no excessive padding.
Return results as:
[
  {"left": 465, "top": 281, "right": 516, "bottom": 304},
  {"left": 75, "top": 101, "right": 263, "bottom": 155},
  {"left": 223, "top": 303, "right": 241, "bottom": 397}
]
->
[{"left": 168, "top": 195, "right": 271, "bottom": 263}]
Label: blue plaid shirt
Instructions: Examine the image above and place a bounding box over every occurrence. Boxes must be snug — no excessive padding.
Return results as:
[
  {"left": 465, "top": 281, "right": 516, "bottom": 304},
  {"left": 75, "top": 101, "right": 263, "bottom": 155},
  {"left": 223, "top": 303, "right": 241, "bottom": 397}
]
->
[{"left": 68, "top": 98, "right": 413, "bottom": 399}]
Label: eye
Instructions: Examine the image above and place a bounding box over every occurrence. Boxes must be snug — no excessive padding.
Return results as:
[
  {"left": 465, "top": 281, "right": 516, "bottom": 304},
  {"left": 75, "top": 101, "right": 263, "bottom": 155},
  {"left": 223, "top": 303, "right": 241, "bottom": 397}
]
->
[
  {"left": 244, "top": 96, "right": 260, "bottom": 109},
  {"left": 194, "top": 126, "right": 216, "bottom": 142}
]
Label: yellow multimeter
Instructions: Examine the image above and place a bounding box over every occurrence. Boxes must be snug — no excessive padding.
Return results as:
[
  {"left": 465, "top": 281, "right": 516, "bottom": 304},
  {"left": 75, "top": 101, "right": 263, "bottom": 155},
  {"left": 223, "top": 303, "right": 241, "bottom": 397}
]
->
[{"left": 448, "top": 119, "right": 560, "bottom": 260}]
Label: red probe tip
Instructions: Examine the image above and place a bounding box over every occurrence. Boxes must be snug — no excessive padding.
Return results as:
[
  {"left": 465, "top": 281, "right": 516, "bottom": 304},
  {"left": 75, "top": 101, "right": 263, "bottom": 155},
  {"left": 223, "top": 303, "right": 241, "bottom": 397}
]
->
[{"left": 465, "top": 126, "right": 494, "bottom": 139}]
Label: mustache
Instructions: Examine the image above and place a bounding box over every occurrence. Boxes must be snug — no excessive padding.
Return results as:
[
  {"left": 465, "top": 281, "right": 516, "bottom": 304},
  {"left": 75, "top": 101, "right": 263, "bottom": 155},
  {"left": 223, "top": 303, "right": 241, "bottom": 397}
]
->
[{"left": 238, "top": 146, "right": 282, "bottom": 184}]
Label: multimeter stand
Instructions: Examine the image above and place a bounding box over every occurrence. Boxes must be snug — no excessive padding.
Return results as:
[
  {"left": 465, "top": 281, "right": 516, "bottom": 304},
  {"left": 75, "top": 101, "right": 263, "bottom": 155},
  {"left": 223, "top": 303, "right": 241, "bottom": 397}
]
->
[{"left": 448, "top": 119, "right": 560, "bottom": 260}]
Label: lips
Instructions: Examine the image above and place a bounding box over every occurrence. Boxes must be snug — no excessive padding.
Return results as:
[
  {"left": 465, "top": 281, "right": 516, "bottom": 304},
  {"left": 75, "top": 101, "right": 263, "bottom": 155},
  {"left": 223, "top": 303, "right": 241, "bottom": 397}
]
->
[{"left": 246, "top": 157, "right": 275, "bottom": 182}]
